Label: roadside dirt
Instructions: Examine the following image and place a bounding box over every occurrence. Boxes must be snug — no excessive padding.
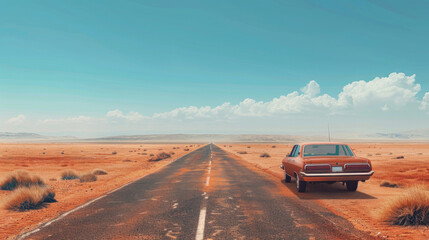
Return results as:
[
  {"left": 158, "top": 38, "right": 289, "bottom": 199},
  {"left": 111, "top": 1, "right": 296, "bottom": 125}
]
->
[{"left": 219, "top": 143, "right": 429, "bottom": 240}]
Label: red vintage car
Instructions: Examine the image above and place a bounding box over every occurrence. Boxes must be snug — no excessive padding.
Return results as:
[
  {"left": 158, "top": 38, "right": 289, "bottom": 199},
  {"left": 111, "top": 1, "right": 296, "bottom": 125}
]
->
[{"left": 281, "top": 142, "right": 374, "bottom": 192}]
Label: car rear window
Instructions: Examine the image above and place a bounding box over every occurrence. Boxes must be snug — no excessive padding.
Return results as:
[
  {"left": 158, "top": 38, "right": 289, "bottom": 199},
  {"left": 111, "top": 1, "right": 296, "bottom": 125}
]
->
[{"left": 303, "top": 144, "right": 354, "bottom": 157}]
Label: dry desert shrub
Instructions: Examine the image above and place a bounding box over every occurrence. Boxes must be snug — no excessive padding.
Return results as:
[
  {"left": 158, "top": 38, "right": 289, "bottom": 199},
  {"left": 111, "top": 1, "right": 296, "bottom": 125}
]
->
[
  {"left": 80, "top": 173, "right": 97, "bottom": 182},
  {"left": 92, "top": 169, "right": 108, "bottom": 175},
  {"left": 1, "top": 186, "right": 56, "bottom": 211},
  {"left": 112, "top": 151, "right": 117, "bottom": 155},
  {"left": 272, "top": 145, "right": 276, "bottom": 148},
  {"left": 379, "top": 186, "right": 429, "bottom": 226},
  {"left": 260, "top": 153, "right": 271, "bottom": 158},
  {"left": 0, "top": 170, "right": 45, "bottom": 191},
  {"left": 61, "top": 169, "right": 79, "bottom": 180},
  {"left": 380, "top": 181, "right": 399, "bottom": 188},
  {"left": 150, "top": 152, "right": 171, "bottom": 161},
  {"left": 184, "top": 148, "right": 190, "bottom": 151},
  {"left": 237, "top": 151, "right": 247, "bottom": 154},
  {"left": 247, "top": 146, "right": 251, "bottom": 148}
]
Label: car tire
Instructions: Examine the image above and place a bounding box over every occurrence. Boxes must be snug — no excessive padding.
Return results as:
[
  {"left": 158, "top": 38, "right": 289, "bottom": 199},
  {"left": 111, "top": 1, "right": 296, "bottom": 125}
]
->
[
  {"left": 346, "top": 181, "right": 358, "bottom": 191},
  {"left": 284, "top": 171, "right": 291, "bottom": 183},
  {"left": 296, "top": 174, "right": 306, "bottom": 192}
]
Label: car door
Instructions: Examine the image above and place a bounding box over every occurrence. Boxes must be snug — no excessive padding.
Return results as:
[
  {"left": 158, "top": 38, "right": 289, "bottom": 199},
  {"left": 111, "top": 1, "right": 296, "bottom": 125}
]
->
[
  {"left": 285, "top": 145, "right": 298, "bottom": 176},
  {"left": 289, "top": 144, "right": 302, "bottom": 176}
]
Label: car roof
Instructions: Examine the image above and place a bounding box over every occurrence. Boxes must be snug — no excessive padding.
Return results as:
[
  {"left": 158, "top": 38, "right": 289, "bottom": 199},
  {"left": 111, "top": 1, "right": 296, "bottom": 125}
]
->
[{"left": 298, "top": 142, "right": 349, "bottom": 146}]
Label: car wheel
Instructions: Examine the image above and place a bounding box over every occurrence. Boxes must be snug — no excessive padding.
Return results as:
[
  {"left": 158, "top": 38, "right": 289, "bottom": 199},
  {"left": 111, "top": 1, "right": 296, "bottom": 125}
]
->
[
  {"left": 346, "top": 181, "right": 358, "bottom": 191},
  {"left": 296, "top": 174, "right": 306, "bottom": 192},
  {"left": 284, "top": 171, "right": 291, "bottom": 183}
]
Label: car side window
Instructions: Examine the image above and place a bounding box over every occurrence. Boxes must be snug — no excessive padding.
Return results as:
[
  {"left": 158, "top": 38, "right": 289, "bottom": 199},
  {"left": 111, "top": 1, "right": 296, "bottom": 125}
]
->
[
  {"left": 293, "top": 145, "right": 300, "bottom": 157},
  {"left": 289, "top": 145, "right": 297, "bottom": 157}
]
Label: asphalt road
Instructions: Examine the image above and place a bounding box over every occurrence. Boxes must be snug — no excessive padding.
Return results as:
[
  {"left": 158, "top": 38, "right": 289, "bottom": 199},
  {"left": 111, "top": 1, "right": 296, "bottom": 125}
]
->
[{"left": 20, "top": 144, "right": 371, "bottom": 240}]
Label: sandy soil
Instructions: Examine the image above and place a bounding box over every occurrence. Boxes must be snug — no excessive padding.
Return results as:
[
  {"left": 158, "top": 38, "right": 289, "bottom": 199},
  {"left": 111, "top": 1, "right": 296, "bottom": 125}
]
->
[
  {"left": 219, "top": 143, "right": 429, "bottom": 240},
  {"left": 0, "top": 143, "right": 200, "bottom": 239}
]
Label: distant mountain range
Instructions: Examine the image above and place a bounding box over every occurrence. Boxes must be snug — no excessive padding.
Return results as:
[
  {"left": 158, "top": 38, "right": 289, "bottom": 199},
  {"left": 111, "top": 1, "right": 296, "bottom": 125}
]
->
[
  {"left": 1, "top": 131, "right": 429, "bottom": 143},
  {"left": 0, "top": 132, "right": 77, "bottom": 141},
  {"left": 87, "top": 134, "right": 309, "bottom": 143}
]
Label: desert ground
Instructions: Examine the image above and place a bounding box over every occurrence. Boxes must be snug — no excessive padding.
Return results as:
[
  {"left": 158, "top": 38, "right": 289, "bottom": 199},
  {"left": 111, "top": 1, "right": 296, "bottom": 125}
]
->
[
  {"left": 0, "top": 143, "right": 199, "bottom": 239},
  {"left": 219, "top": 143, "right": 429, "bottom": 239}
]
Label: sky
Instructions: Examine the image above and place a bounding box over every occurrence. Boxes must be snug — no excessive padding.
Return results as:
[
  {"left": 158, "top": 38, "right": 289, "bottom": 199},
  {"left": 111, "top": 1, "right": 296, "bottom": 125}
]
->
[{"left": 1, "top": 0, "right": 429, "bottom": 138}]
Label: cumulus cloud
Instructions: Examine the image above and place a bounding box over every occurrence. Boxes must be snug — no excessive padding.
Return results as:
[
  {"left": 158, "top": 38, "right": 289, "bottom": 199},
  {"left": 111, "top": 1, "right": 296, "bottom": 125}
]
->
[
  {"left": 106, "top": 109, "right": 144, "bottom": 121},
  {"left": 153, "top": 72, "right": 422, "bottom": 119},
  {"left": 336, "top": 72, "right": 420, "bottom": 109},
  {"left": 420, "top": 92, "right": 429, "bottom": 111},
  {"left": 6, "top": 114, "right": 26, "bottom": 124},
  {"left": 7, "top": 72, "right": 427, "bottom": 136}
]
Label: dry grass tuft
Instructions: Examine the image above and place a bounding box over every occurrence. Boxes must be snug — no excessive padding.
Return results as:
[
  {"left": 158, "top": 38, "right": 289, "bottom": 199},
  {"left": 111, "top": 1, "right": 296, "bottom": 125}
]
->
[
  {"left": 0, "top": 170, "right": 45, "bottom": 191},
  {"left": 272, "top": 145, "right": 276, "bottom": 148},
  {"left": 260, "top": 153, "right": 271, "bottom": 158},
  {"left": 380, "top": 181, "right": 399, "bottom": 188},
  {"left": 112, "top": 151, "right": 117, "bottom": 155},
  {"left": 150, "top": 152, "right": 171, "bottom": 161},
  {"left": 92, "top": 169, "right": 108, "bottom": 175},
  {"left": 237, "top": 151, "right": 247, "bottom": 154},
  {"left": 61, "top": 169, "right": 79, "bottom": 180},
  {"left": 1, "top": 186, "right": 56, "bottom": 211},
  {"left": 184, "top": 148, "right": 190, "bottom": 151},
  {"left": 379, "top": 186, "right": 429, "bottom": 226},
  {"left": 79, "top": 173, "right": 97, "bottom": 182}
]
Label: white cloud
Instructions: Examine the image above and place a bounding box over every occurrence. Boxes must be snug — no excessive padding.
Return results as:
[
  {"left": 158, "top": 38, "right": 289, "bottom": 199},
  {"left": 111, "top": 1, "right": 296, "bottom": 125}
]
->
[
  {"left": 41, "top": 116, "right": 93, "bottom": 124},
  {"left": 106, "top": 109, "right": 144, "bottom": 121},
  {"left": 301, "top": 80, "right": 320, "bottom": 97},
  {"left": 153, "top": 72, "right": 422, "bottom": 119},
  {"left": 337, "top": 72, "right": 420, "bottom": 109},
  {"left": 420, "top": 92, "right": 429, "bottom": 111},
  {"left": 6, "top": 114, "right": 26, "bottom": 124},
  {"left": 3, "top": 72, "right": 428, "bottom": 137}
]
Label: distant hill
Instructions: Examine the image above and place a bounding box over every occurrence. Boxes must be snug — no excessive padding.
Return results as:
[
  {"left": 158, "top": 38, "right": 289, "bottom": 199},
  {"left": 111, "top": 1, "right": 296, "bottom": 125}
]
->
[
  {"left": 87, "top": 134, "right": 311, "bottom": 143},
  {"left": 0, "top": 132, "right": 77, "bottom": 141}
]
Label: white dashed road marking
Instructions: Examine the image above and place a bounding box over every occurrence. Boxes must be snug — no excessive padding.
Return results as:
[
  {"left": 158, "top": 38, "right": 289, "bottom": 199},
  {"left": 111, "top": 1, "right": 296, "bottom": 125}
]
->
[{"left": 195, "top": 143, "right": 213, "bottom": 240}]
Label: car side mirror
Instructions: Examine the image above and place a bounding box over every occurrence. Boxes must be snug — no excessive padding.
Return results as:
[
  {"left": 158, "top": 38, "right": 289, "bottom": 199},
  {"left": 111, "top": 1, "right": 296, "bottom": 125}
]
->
[{"left": 286, "top": 154, "right": 291, "bottom": 157}]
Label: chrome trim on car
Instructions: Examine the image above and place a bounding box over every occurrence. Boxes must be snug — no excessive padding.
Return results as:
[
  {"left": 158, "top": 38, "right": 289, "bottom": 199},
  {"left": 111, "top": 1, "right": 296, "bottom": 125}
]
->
[
  {"left": 300, "top": 171, "right": 374, "bottom": 177},
  {"left": 304, "top": 164, "right": 331, "bottom": 171}
]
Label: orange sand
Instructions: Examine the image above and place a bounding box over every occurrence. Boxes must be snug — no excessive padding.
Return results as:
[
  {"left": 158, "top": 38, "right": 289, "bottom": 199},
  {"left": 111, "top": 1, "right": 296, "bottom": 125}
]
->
[
  {"left": 0, "top": 143, "right": 200, "bottom": 239},
  {"left": 219, "top": 143, "right": 429, "bottom": 240}
]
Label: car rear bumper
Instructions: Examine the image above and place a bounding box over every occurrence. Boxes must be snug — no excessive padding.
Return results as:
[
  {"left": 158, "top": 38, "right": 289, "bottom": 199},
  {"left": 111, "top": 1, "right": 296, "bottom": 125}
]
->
[{"left": 300, "top": 171, "right": 374, "bottom": 182}]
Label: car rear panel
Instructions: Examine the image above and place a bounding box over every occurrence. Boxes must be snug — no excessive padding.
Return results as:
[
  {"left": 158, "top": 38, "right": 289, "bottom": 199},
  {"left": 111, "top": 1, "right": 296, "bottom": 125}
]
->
[{"left": 301, "top": 156, "right": 373, "bottom": 182}]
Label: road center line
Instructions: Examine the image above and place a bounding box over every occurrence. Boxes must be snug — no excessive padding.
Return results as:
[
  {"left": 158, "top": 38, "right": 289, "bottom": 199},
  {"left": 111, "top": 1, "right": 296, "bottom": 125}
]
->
[
  {"left": 195, "top": 207, "right": 207, "bottom": 240},
  {"left": 206, "top": 176, "right": 210, "bottom": 186}
]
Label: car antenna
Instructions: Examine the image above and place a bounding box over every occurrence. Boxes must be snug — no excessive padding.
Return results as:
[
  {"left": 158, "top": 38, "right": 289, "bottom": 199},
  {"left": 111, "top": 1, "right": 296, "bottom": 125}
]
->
[{"left": 328, "top": 123, "right": 331, "bottom": 142}]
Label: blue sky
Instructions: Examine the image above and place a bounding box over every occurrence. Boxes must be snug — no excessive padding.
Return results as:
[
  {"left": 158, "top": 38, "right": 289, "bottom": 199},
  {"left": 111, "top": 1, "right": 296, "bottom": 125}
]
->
[{"left": 1, "top": 0, "right": 429, "bottom": 137}]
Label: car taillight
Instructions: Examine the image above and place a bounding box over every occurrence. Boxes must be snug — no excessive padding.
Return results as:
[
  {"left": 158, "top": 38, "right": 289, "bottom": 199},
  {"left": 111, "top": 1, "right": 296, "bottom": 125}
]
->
[
  {"left": 305, "top": 165, "right": 330, "bottom": 171},
  {"left": 345, "top": 164, "right": 370, "bottom": 171}
]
